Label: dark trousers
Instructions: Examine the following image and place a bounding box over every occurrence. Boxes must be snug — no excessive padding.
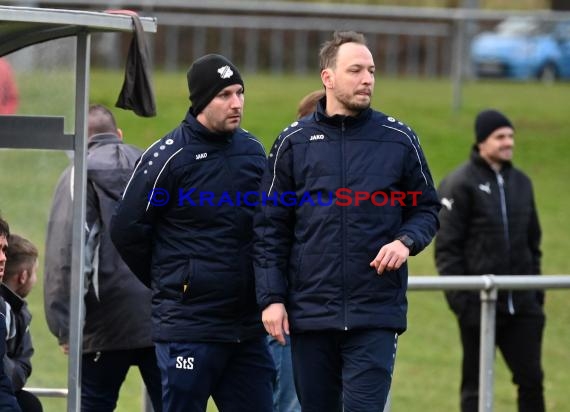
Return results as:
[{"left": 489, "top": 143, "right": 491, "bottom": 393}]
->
[
  {"left": 15, "top": 390, "right": 42, "bottom": 412},
  {"left": 81, "top": 347, "right": 162, "bottom": 412},
  {"left": 290, "top": 329, "right": 398, "bottom": 412},
  {"left": 458, "top": 314, "right": 545, "bottom": 412},
  {"left": 155, "top": 338, "right": 275, "bottom": 412}
]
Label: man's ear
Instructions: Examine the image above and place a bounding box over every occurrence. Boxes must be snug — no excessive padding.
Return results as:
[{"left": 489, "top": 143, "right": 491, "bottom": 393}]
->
[
  {"left": 321, "top": 68, "right": 334, "bottom": 89},
  {"left": 117, "top": 128, "right": 124, "bottom": 140},
  {"left": 18, "top": 269, "right": 28, "bottom": 285}
]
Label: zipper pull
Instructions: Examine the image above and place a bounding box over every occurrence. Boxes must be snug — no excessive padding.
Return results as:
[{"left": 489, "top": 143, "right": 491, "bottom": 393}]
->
[{"left": 183, "top": 281, "right": 188, "bottom": 293}]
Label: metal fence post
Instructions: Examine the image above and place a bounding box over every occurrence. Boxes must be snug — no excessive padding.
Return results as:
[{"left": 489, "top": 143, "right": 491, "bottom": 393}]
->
[
  {"left": 479, "top": 280, "right": 497, "bottom": 412},
  {"left": 142, "top": 387, "right": 154, "bottom": 412}
]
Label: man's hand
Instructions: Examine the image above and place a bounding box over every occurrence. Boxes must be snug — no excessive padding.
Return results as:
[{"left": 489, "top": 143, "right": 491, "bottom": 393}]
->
[
  {"left": 60, "top": 343, "right": 69, "bottom": 355},
  {"left": 369, "top": 240, "right": 410, "bottom": 275},
  {"left": 262, "top": 303, "right": 289, "bottom": 346}
]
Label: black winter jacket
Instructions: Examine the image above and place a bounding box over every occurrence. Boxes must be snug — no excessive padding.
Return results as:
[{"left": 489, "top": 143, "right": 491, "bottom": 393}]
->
[
  {"left": 1, "top": 285, "right": 32, "bottom": 391},
  {"left": 254, "top": 100, "right": 440, "bottom": 334},
  {"left": 111, "top": 111, "right": 267, "bottom": 343},
  {"left": 435, "top": 147, "right": 543, "bottom": 322},
  {"left": 44, "top": 134, "right": 154, "bottom": 353}
]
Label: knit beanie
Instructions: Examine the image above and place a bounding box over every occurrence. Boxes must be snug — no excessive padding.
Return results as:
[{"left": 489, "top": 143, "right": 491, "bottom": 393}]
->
[
  {"left": 186, "top": 54, "right": 244, "bottom": 116},
  {"left": 474, "top": 109, "right": 514, "bottom": 143}
]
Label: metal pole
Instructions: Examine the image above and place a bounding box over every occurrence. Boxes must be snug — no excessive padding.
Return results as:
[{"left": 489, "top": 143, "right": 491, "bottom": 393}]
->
[
  {"left": 478, "top": 285, "right": 497, "bottom": 412},
  {"left": 142, "top": 387, "right": 154, "bottom": 412},
  {"left": 68, "top": 29, "right": 90, "bottom": 412},
  {"left": 451, "top": 18, "right": 465, "bottom": 112}
]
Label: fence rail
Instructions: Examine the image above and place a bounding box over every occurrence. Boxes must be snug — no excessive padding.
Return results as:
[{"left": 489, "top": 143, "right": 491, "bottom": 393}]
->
[{"left": 24, "top": 275, "right": 570, "bottom": 412}]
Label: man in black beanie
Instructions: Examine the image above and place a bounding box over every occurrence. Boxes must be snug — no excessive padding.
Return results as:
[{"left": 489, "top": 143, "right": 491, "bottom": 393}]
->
[
  {"left": 111, "top": 54, "right": 274, "bottom": 412},
  {"left": 436, "top": 109, "right": 545, "bottom": 412}
]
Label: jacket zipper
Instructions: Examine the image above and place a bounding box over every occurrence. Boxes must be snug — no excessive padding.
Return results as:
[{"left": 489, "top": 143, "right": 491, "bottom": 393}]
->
[
  {"left": 496, "top": 172, "right": 514, "bottom": 315},
  {"left": 341, "top": 120, "right": 349, "bottom": 331}
]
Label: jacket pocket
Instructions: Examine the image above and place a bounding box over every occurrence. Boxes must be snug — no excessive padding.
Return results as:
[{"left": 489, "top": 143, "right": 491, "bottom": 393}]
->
[{"left": 181, "top": 258, "right": 194, "bottom": 301}]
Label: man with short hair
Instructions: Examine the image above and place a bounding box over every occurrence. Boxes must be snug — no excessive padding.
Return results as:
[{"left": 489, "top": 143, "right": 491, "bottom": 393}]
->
[
  {"left": 111, "top": 54, "right": 273, "bottom": 412},
  {"left": 254, "top": 31, "right": 440, "bottom": 411},
  {"left": 2, "top": 234, "right": 42, "bottom": 412},
  {"left": 436, "top": 109, "right": 545, "bottom": 412},
  {"left": 44, "top": 104, "right": 162, "bottom": 412}
]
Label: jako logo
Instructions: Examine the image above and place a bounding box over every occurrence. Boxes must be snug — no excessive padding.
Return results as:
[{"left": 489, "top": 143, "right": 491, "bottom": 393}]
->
[
  {"left": 310, "top": 134, "right": 325, "bottom": 141},
  {"left": 196, "top": 152, "right": 208, "bottom": 160},
  {"left": 176, "top": 356, "right": 194, "bottom": 370},
  {"left": 217, "top": 65, "right": 234, "bottom": 79}
]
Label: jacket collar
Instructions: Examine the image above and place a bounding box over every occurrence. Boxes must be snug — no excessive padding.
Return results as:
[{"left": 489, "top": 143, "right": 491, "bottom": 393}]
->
[
  {"left": 470, "top": 144, "right": 512, "bottom": 173},
  {"left": 0, "top": 283, "right": 24, "bottom": 313},
  {"left": 314, "top": 96, "right": 373, "bottom": 127},
  {"left": 88, "top": 133, "right": 122, "bottom": 150},
  {"left": 183, "top": 110, "right": 234, "bottom": 145}
]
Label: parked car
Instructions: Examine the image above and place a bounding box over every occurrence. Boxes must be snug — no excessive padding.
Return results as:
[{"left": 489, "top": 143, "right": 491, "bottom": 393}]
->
[{"left": 470, "top": 17, "right": 570, "bottom": 81}]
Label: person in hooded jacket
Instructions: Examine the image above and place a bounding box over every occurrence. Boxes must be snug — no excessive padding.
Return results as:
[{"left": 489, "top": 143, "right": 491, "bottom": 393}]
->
[
  {"left": 111, "top": 54, "right": 273, "bottom": 412},
  {"left": 44, "top": 104, "right": 162, "bottom": 412},
  {"left": 435, "top": 109, "right": 545, "bottom": 412}
]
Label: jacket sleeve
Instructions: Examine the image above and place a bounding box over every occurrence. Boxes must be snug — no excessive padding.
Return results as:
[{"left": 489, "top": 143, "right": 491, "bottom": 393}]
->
[
  {"left": 434, "top": 174, "right": 472, "bottom": 277},
  {"left": 44, "top": 168, "right": 100, "bottom": 345},
  {"left": 0, "top": 302, "right": 21, "bottom": 412},
  {"left": 527, "top": 183, "right": 543, "bottom": 304},
  {"left": 3, "top": 323, "right": 33, "bottom": 391},
  {"left": 43, "top": 167, "right": 73, "bottom": 345},
  {"left": 110, "top": 143, "right": 174, "bottom": 288},
  {"left": 434, "top": 172, "right": 474, "bottom": 315},
  {"left": 395, "top": 137, "right": 441, "bottom": 255},
  {"left": 253, "top": 134, "right": 295, "bottom": 310}
]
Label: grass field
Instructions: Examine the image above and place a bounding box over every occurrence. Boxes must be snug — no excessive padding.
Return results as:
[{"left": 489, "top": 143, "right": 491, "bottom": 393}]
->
[{"left": 1, "top": 69, "right": 569, "bottom": 411}]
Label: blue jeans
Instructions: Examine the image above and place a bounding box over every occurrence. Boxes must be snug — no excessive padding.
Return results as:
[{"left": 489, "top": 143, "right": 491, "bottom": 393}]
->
[
  {"left": 267, "top": 335, "right": 301, "bottom": 412},
  {"left": 81, "top": 347, "right": 162, "bottom": 412}
]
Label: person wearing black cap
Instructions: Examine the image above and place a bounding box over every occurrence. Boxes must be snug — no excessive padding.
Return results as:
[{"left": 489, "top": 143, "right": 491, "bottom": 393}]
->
[
  {"left": 436, "top": 109, "right": 545, "bottom": 412},
  {"left": 111, "top": 54, "right": 273, "bottom": 412}
]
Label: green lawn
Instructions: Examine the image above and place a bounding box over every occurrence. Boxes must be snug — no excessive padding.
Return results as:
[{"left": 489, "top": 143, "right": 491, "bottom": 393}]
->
[{"left": 1, "top": 70, "right": 569, "bottom": 411}]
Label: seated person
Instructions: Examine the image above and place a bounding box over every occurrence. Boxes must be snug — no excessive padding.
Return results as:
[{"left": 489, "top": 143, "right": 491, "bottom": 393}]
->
[{"left": 2, "top": 234, "right": 42, "bottom": 412}]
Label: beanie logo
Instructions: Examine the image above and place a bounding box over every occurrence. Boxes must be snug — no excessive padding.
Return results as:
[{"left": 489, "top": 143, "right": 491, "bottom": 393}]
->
[{"left": 217, "top": 65, "right": 234, "bottom": 79}]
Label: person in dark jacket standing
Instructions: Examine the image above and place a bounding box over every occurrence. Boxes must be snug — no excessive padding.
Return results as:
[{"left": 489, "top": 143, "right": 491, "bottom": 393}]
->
[
  {"left": 111, "top": 54, "right": 273, "bottom": 412},
  {"left": 2, "top": 234, "right": 42, "bottom": 412},
  {"left": 43, "top": 104, "right": 162, "bottom": 412},
  {"left": 435, "top": 109, "right": 545, "bottom": 412},
  {"left": 0, "top": 217, "right": 22, "bottom": 412},
  {"left": 254, "top": 31, "right": 440, "bottom": 412}
]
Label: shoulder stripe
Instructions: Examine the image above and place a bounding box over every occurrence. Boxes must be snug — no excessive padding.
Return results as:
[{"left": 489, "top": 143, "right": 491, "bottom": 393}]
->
[
  {"left": 268, "top": 128, "right": 303, "bottom": 195},
  {"left": 247, "top": 136, "right": 266, "bottom": 154},
  {"left": 122, "top": 137, "right": 164, "bottom": 198},
  {"left": 382, "top": 125, "right": 429, "bottom": 186},
  {"left": 146, "top": 148, "right": 184, "bottom": 211}
]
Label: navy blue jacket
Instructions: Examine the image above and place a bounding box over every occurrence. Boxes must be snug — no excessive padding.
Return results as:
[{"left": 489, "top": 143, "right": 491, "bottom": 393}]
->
[
  {"left": 111, "top": 111, "right": 267, "bottom": 343},
  {"left": 254, "top": 100, "right": 440, "bottom": 334},
  {"left": 0, "top": 299, "right": 21, "bottom": 411},
  {"left": 1, "top": 285, "right": 33, "bottom": 391}
]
